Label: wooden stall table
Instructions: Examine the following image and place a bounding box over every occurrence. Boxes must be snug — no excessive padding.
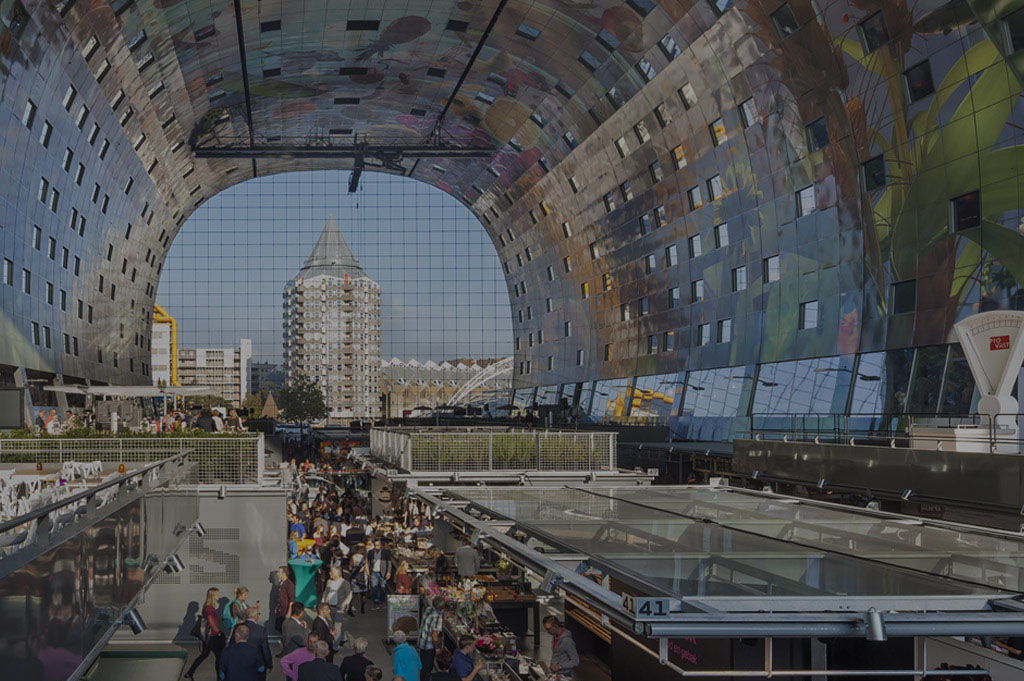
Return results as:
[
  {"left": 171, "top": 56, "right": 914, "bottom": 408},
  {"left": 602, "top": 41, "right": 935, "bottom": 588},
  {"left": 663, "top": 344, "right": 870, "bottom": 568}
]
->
[{"left": 485, "top": 587, "right": 539, "bottom": 645}]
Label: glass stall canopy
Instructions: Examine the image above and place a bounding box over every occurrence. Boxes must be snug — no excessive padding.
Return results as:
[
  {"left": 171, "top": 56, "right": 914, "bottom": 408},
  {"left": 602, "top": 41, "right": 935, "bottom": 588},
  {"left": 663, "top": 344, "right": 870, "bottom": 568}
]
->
[{"left": 422, "top": 485, "right": 1024, "bottom": 638}]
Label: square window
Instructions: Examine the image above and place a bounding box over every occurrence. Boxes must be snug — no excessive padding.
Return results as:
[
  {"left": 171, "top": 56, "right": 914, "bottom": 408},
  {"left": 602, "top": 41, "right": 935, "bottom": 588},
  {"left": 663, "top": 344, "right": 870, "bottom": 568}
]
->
[
  {"left": 763, "top": 255, "right": 781, "bottom": 282},
  {"left": 740, "top": 98, "right": 758, "bottom": 127},
  {"left": 691, "top": 279, "right": 705, "bottom": 301},
  {"left": 671, "top": 145, "right": 687, "bottom": 170},
  {"left": 709, "top": 118, "right": 726, "bottom": 146},
  {"left": 951, "top": 191, "right": 980, "bottom": 231},
  {"left": 799, "top": 300, "right": 819, "bottom": 329},
  {"left": 638, "top": 213, "right": 652, "bottom": 235},
  {"left": 797, "top": 185, "right": 816, "bottom": 216},
  {"left": 714, "top": 223, "right": 729, "bottom": 248},
  {"left": 568, "top": 176, "right": 581, "bottom": 193},
  {"left": 563, "top": 131, "right": 578, "bottom": 149},
  {"left": 638, "top": 296, "right": 649, "bottom": 316},
  {"left": 862, "top": 155, "right": 886, "bottom": 192},
  {"left": 668, "top": 287, "right": 680, "bottom": 308},
  {"left": 649, "top": 160, "right": 663, "bottom": 183},
  {"left": 688, "top": 234, "right": 702, "bottom": 258},
  {"left": 655, "top": 204, "right": 667, "bottom": 228},
  {"left": 627, "top": 0, "right": 655, "bottom": 17},
  {"left": 806, "top": 117, "right": 829, "bottom": 151},
  {"left": 614, "top": 136, "right": 629, "bottom": 157},
  {"left": 647, "top": 335, "right": 658, "bottom": 355},
  {"left": 658, "top": 34, "right": 681, "bottom": 60},
  {"left": 589, "top": 242, "right": 599, "bottom": 259},
  {"left": 665, "top": 244, "right": 678, "bottom": 267},
  {"left": 644, "top": 254, "right": 656, "bottom": 274},
  {"left": 697, "top": 323, "right": 710, "bottom": 346},
  {"left": 731, "top": 265, "right": 747, "bottom": 292},
  {"left": 636, "top": 59, "right": 657, "bottom": 82},
  {"left": 620, "top": 181, "right": 633, "bottom": 201},
  {"left": 662, "top": 331, "right": 675, "bottom": 352},
  {"left": 654, "top": 103, "right": 670, "bottom": 128},
  {"left": 892, "top": 279, "right": 916, "bottom": 314},
  {"left": 707, "top": 175, "right": 723, "bottom": 200},
  {"left": 603, "top": 193, "right": 615, "bottom": 212},
  {"left": 516, "top": 24, "right": 540, "bottom": 40},
  {"left": 579, "top": 51, "right": 602, "bottom": 71},
  {"left": 859, "top": 11, "right": 890, "bottom": 53},
  {"left": 687, "top": 185, "right": 703, "bottom": 211},
  {"left": 634, "top": 121, "right": 651, "bottom": 144},
  {"left": 717, "top": 318, "right": 732, "bottom": 343},
  {"left": 597, "top": 29, "right": 621, "bottom": 51},
  {"left": 620, "top": 303, "right": 631, "bottom": 321},
  {"left": 904, "top": 61, "right": 935, "bottom": 102},
  {"left": 771, "top": 3, "right": 799, "bottom": 39},
  {"left": 679, "top": 83, "right": 696, "bottom": 110}
]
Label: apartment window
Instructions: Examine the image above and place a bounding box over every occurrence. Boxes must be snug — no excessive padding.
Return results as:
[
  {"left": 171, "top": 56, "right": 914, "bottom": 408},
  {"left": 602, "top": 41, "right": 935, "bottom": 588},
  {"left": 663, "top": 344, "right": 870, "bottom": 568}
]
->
[
  {"left": 22, "top": 99, "right": 36, "bottom": 128},
  {"left": 644, "top": 254, "right": 656, "bottom": 274},
  {"left": 717, "top": 318, "right": 732, "bottom": 343},
  {"left": 951, "top": 191, "right": 981, "bottom": 231},
  {"left": 904, "top": 61, "right": 935, "bottom": 102},
  {"left": 687, "top": 185, "right": 703, "bottom": 211},
  {"left": 647, "top": 334, "right": 658, "bottom": 355},
  {"left": 796, "top": 185, "right": 816, "bottom": 216},
  {"left": 568, "top": 176, "right": 581, "bottom": 194},
  {"left": 739, "top": 97, "right": 758, "bottom": 127},
  {"left": 60, "top": 289, "right": 67, "bottom": 311},
  {"left": 892, "top": 279, "right": 917, "bottom": 314},
  {"left": 75, "top": 105, "right": 89, "bottom": 129},
  {"left": 709, "top": 118, "right": 726, "bottom": 146},
  {"left": 40, "top": 121, "right": 53, "bottom": 148},
  {"left": 658, "top": 34, "right": 681, "bottom": 60},
  {"left": 614, "top": 137, "right": 629, "bottom": 158},
  {"left": 771, "top": 3, "right": 799, "bottom": 39},
  {"left": 697, "top": 323, "right": 710, "bottom": 346},
  {"left": 545, "top": 266, "right": 554, "bottom": 281},
  {"left": 32, "top": 322, "right": 40, "bottom": 345},
  {"left": 563, "top": 256, "right": 572, "bottom": 273},
  {"left": 576, "top": 349, "right": 584, "bottom": 366},
  {"left": 731, "top": 265, "right": 747, "bottom": 292},
  {"left": 671, "top": 145, "right": 686, "bottom": 170},
  {"left": 561, "top": 222, "right": 572, "bottom": 238},
  {"left": 638, "top": 213, "right": 652, "bottom": 235},
  {"left": 763, "top": 255, "right": 781, "bottom": 282},
  {"left": 678, "top": 83, "right": 696, "bottom": 110},
  {"left": 862, "top": 155, "right": 886, "bottom": 192},
  {"left": 89, "top": 123, "right": 100, "bottom": 145},
  {"left": 602, "top": 273, "right": 612, "bottom": 291},
  {"left": 546, "top": 298, "right": 553, "bottom": 313},
  {"left": 707, "top": 175, "right": 723, "bottom": 201},
  {"left": 46, "top": 282, "right": 53, "bottom": 305},
  {"left": 565, "top": 321, "right": 572, "bottom": 337},
  {"left": 546, "top": 356, "right": 554, "bottom": 371},
  {"left": 665, "top": 244, "right": 678, "bottom": 267},
  {"left": 603, "top": 193, "right": 615, "bottom": 212},
  {"left": 714, "top": 223, "right": 729, "bottom": 248},
  {"left": 799, "top": 300, "right": 819, "bottom": 329},
  {"left": 580, "top": 282, "right": 589, "bottom": 299},
  {"left": 33, "top": 225, "right": 42, "bottom": 249},
  {"left": 620, "top": 181, "right": 633, "bottom": 201},
  {"left": 529, "top": 209, "right": 538, "bottom": 224},
  {"left": 75, "top": 163, "right": 85, "bottom": 185},
  {"left": 859, "top": 11, "right": 890, "bottom": 53},
  {"left": 806, "top": 117, "right": 829, "bottom": 151},
  {"left": 579, "top": 51, "right": 602, "bottom": 71},
  {"left": 62, "top": 148, "right": 74, "bottom": 172},
  {"left": 636, "top": 59, "right": 657, "bottom": 83},
  {"left": 516, "top": 23, "right": 540, "bottom": 39},
  {"left": 564, "top": 131, "right": 578, "bottom": 149},
  {"left": 99, "top": 139, "right": 110, "bottom": 159},
  {"left": 689, "top": 234, "right": 703, "bottom": 258},
  {"left": 597, "top": 28, "right": 621, "bottom": 51},
  {"left": 668, "top": 287, "right": 680, "bottom": 308},
  {"left": 634, "top": 121, "right": 651, "bottom": 145},
  {"left": 589, "top": 242, "right": 599, "bottom": 260},
  {"left": 603, "top": 344, "right": 612, "bottom": 362},
  {"left": 620, "top": 303, "right": 631, "bottom": 321},
  {"left": 638, "top": 296, "right": 649, "bottom": 316},
  {"left": 654, "top": 103, "right": 670, "bottom": 128},
  {"left": 2, "top": 259, "right": 11, "bottom": 286},
  {"left": 47, "top": 237, "right": 56, "bottom": 259},
  {"left": 49, "top": 188, "right": 59, "bottom": 212},
  {"left": 662, "top": 331, "right": 675, "bottom": 352},
  {"left": 649, "top": 160, "right": 663, "bottom": 183},
  {"left": 22, "top": 269, "right": 31, "bottom": 294},
  {"left": 691, "top": 279, "right": 705, "bottom": 301}
]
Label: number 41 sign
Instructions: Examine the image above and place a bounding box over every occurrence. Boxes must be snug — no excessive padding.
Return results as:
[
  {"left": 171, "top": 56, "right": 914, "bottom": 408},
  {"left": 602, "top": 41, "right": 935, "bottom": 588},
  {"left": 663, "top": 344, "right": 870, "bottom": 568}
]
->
[{"left": 622, "top": 594, "right": 676, "bottom": 620}]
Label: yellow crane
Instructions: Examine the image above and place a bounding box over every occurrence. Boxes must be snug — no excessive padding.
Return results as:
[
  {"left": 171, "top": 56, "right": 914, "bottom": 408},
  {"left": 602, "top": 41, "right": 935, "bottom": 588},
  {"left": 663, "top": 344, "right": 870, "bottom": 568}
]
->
[{"left": 152, "top": 303, "right": 180, "bottom": 386}]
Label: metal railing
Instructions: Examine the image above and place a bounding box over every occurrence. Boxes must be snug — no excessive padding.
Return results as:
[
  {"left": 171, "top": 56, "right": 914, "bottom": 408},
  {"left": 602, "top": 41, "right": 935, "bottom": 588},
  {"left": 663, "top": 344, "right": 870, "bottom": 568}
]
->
[
  {"left": 0, "top": 434, "right": 265, "bottom": 485},
  {"left": 0, "top": 451, "right": 192, "bottom": 572},
  {"left": 371, "top": 427, "right": 616, "bottom": 473},
  {"left": 745, "top": 413, "right": 1024, "bottom": 453}
]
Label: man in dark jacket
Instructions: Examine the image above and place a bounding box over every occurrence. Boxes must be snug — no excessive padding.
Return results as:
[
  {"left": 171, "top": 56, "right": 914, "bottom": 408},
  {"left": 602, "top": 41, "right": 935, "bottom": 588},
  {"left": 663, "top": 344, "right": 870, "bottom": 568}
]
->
[
  {"left": 219, "top": 625, "right": 264, "bottom": 681},
  {"left": 233, "top": 605, "right": 272, "bottom": 680},
  {"left": 281, "top": 602, "right": 308, "bottom": 655},
  {"left": 297, "top": 641, "right": 341, "bottom": 681},
  {"left": 309, "top": 603, "right": 336, "bottom": 663},
  {"left": 366, "top": 539, "right": 392, "bottom": 609}
]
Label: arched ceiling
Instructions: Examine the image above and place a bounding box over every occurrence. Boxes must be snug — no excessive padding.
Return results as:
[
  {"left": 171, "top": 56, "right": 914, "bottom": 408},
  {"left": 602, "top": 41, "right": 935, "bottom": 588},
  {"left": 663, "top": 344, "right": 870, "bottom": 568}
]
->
[{"left": 64, "top": 0, "right": 704, "bottom": 217}]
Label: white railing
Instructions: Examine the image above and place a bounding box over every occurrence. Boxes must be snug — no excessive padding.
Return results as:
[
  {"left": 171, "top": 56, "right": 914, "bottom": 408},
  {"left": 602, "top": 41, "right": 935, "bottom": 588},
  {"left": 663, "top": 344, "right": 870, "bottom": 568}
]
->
[
  {"left": 0, "top": 434, "right": 265, "bottom": 486},
  {"left": 370, "top": 428, "right": 616, "bottom": 473}
]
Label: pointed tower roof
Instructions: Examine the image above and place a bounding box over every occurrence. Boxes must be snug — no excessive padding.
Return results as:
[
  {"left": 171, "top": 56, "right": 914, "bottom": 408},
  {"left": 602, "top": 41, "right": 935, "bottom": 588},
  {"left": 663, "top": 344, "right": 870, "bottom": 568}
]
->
[{"left": 296, "top": 216, "right": 366, "bottom": 280}]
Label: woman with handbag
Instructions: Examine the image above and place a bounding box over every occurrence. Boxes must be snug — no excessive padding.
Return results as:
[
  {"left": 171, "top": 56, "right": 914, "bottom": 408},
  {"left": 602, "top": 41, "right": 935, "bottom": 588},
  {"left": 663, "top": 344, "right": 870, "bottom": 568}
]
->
[
  {"left": 323, "top": 565, "right": 352, "bottom": 647},
  {"left": 184, "top": 587, "right": 226, "bottom": 680},
  {"left": 349, "top": 545, "right": 370, "bottom": 615}
]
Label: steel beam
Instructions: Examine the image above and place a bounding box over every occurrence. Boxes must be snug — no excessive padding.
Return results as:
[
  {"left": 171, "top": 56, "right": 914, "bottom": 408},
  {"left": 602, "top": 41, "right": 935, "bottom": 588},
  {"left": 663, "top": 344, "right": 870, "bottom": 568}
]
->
[{"left": 193, "top": 144, "right": 495, "bottom": 159}]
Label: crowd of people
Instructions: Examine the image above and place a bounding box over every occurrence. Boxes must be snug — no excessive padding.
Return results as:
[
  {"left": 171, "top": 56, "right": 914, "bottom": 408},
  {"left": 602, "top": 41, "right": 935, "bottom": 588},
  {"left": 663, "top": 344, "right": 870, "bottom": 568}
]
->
[{"left": 29, "top": 405, "right": 249, "bottom": 434}]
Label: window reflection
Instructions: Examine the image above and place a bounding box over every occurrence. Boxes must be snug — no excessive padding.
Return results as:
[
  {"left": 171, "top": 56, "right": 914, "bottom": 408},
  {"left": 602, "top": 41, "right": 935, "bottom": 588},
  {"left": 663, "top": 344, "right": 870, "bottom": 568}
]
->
[
  {"left": 630, "top": 373, "right": 681, "bottom": 424},
  {"left": 591, "top": 377, "right": 634, "bottom": 423}
]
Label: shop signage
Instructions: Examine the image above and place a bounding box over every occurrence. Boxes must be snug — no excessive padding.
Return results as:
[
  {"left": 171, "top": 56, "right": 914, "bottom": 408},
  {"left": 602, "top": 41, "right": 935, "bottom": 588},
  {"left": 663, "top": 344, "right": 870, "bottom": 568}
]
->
[{"left": 622, "top": 593, "right": 676, "bottom": 620}]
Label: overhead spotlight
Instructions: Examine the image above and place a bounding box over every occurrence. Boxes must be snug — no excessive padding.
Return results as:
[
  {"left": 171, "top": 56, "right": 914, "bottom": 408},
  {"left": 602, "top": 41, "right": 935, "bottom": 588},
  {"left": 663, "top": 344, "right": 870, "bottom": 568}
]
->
[
  {"left": 194, "top": 522, "right": 207, "bottom": 537},
  {"left": 164, "top": 554, "right": 184, "bottom": 574},
  {"left": 123, "top": 608, "right": 147, "bottom": 635},
  {"left": 865, "top": 608, "right": 887, "bottom": 642}
]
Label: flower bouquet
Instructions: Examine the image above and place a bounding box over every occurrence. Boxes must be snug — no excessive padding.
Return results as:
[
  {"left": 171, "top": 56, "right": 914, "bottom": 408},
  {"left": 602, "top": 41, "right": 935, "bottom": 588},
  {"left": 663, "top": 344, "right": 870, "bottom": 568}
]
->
[{"left": 475, "top": 634, "right": 504, "bottom": 657}]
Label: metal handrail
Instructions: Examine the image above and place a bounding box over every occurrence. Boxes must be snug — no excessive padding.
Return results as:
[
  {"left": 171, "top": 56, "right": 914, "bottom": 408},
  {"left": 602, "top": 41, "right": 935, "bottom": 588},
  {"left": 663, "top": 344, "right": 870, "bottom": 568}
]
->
[{"left": 0, "top": 450, "right": 189, "bottom": 534}]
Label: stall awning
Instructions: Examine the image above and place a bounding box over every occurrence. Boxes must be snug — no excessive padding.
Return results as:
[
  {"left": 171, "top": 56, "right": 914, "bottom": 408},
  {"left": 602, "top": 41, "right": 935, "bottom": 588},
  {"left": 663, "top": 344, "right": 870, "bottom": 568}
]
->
[{"left": 418, "top": 485, "right": 1024, "bottom": 640}]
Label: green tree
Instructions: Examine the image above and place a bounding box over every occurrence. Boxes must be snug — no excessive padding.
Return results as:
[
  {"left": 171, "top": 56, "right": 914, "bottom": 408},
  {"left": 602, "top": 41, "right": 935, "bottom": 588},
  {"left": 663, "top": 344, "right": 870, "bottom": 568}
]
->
[
  {"left": 241, "top": 392, "right": 263, "bottom": 417},
  {"left": 277, "top": 375, "right": 327, "bottom": 424},
  {"left": 184, "top": 394, "right": 234, "bottom": 411}
]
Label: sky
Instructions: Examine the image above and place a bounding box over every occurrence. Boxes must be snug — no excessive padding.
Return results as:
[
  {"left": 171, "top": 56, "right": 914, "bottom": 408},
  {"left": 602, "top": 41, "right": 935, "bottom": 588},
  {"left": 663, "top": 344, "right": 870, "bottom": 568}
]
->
[{"left": 157, "top": 170, "right": 513, "bottom": 364}]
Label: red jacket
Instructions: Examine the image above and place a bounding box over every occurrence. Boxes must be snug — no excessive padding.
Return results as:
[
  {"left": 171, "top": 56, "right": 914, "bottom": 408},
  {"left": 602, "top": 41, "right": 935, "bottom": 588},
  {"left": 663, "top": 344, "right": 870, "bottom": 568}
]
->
[{"left": 276, "top": 579, "right": 295, "bottom": 616}]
